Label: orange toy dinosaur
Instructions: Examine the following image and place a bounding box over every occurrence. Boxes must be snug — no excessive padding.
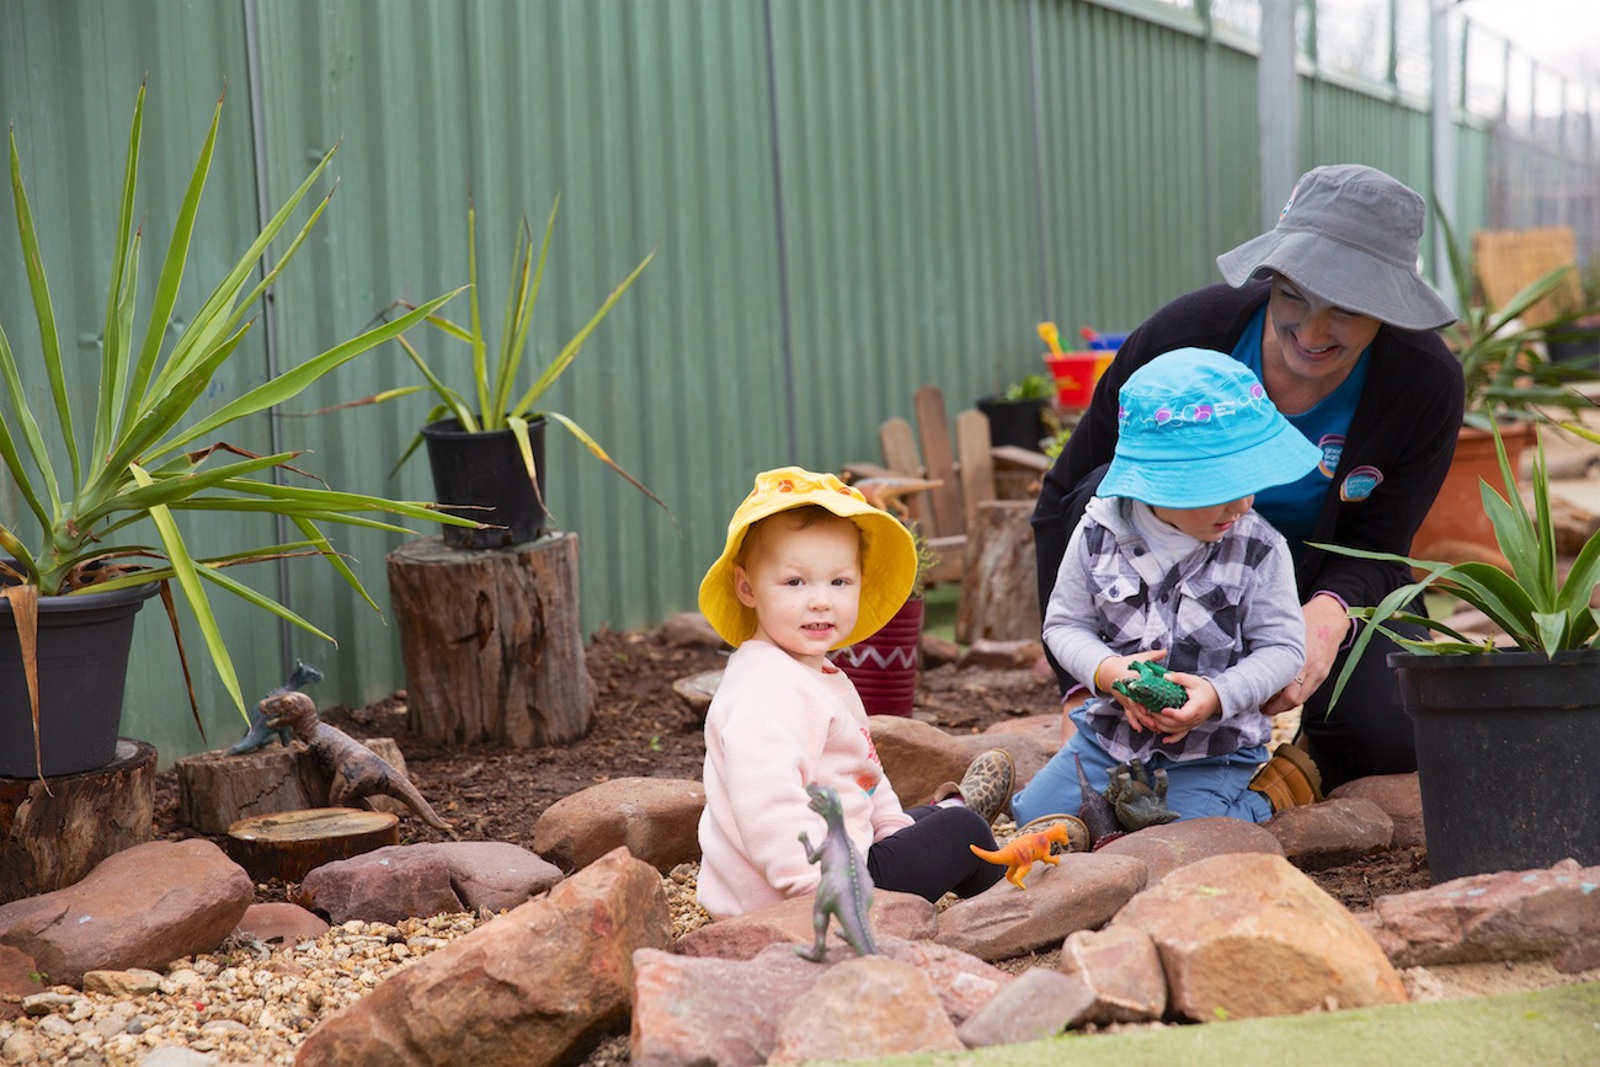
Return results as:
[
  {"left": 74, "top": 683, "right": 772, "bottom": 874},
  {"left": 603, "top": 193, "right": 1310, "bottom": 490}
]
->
[{"left": 969, "top": 823, "right": 1080, "bottom": 889}]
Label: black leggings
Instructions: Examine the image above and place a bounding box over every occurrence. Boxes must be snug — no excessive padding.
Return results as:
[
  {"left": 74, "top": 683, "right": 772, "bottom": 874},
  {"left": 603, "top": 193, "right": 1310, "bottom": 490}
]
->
[{"left": 867, "top": 805, "right": 1002, "bottom": 902}]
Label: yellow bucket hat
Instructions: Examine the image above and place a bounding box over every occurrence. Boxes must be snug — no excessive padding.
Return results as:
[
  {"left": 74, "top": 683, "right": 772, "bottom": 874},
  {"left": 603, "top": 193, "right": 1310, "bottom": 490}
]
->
[{"left": 698, "top": 467, "right": 918, "bottom": 650}]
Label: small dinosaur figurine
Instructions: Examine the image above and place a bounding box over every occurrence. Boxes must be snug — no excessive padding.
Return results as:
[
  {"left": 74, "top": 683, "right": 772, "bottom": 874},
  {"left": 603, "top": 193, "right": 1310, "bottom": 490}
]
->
[
  {"left": 1105, "top": 757, "right": 1180, "bottom": 831},
  {"left": 261, "top": 691, "right": 455, "bottom": 836},
  {"left": 1074, "top": 755, "right": 1126, "bottom": 850},
  {"left": 970, "top": 821, "right": 1085, "bottom": 889},
  {"left": 1111, "top": 659, "right": 1188, "bottom": 711},
  {"left": 795, "top": 783, "right": 877, "bottom": 960},
  {"left": 227, "top": 661, "right": 324, "bottom": 755}
]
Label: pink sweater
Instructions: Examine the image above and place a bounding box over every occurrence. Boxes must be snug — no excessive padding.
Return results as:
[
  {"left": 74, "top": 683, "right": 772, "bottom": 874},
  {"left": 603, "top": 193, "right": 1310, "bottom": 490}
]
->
[{"left": 696, "top": 640, "right": 914, "bottom": 919}]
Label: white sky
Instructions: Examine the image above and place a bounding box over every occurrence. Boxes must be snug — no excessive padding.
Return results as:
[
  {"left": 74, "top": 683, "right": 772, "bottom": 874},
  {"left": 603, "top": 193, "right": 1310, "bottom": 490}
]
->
[{"left": 1458, "top": 0, "right": 1600, "bottom": 87}]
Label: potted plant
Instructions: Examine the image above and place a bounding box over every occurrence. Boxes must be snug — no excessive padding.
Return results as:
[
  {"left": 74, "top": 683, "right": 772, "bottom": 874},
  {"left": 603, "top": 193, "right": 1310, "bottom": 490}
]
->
[
  {"left": 1317, "top": 419, "right": 1600, "bottom": 881},
  {"left": 976, "top": 373, "right": 1054, "bottom": 452},
  {"left": 359, "top": 195, "right": 668, "bottom": 548},
  {"left": 0, "top": 85, "right": 474, "bottom": 779},
  {"left": 1411, "top": 213, "right": 1600, "bottom": 558},
  {"left": 831, "top": 527, "right": 940, "bottom": 716}
]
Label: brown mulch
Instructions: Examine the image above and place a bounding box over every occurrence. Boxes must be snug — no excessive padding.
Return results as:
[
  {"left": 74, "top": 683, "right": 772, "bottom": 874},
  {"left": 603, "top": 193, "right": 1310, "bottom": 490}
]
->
[{"left": 152, "top": 625, "right": 1432, "bottom": 911}]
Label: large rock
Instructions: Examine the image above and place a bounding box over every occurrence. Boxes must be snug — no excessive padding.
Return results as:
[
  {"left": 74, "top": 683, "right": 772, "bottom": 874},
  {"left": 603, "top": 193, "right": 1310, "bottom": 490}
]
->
[
  {"left": 1058, "top": 924, "right": 1167, "bottom": 1023},
  {"left": 1114, "top": 852, "right": 1406, "bottom": 1020},
  {"left": 533, "top": 777, "right": 705, "bottom": 873},
  {"left": 235, "top": 903, "right": 329, "bottom": 946},
  {"left": 295, "top": 848, "right": 671, "bottom": 1067},
  {"left": 0, "top": 944, "right": 44, "bottom": 1020},
  {"left": 0, "top": 839, "right": 251, "bottom": 987},
  {"left": 1096, "top": 816, "right": 1284, "bottom": 881},
  {"left": 767, "top": 956, "right": 964, "bottom": 1062},
  {"left": 1359, "top": 858, "right": 1600, "bottom": 967},
  {"left": 868, "top": 716, "right": 1051, "bottom": 809},
  {"left": 674, "top": 890, "right": 937, "bottom": 960},
  {"left": 1328, "top": 774, "right": 1425, "bottom": 848},
  {"left": 1264, "top": 797, "right": 1394, "bottom": 870},
  {"left": 934, "top": 852, "right": 1148, "bottom": 961},
  {"left": 956, "top": 967, "right": 1096, "bottom": 1047},
  {"left": 296, "top": 842, "right": 562, "bottom": 924}
]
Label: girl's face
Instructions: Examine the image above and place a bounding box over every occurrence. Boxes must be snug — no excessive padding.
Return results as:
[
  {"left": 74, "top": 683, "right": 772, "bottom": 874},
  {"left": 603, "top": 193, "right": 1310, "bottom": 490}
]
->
[
  {"left": 1265, "top": 275, "right": 1382, "bottom": 391},
  {"left": 734, "top": 514, "right": 862, "bottom": 669},
  {"left": 1151, "top": 495, "right": 1254, "bottom": 542}
]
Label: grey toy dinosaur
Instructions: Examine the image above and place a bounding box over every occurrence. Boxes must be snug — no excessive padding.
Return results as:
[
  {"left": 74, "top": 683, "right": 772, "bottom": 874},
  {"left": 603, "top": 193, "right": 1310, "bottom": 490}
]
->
[
  {"left": 261, "top": 691, "right": 455, "bottom": 836},
  {"left": 227, "top": 661, "right": 324, "bottom": 755},
  {"left": 795, "top": 782, "right": 877, "bottom": 961}
]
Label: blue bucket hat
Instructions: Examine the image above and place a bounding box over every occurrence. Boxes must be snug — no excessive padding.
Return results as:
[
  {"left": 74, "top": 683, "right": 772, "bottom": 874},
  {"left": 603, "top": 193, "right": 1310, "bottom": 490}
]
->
[{"left": 1097, "top": 348, "right": 1323, "bottom": 509}]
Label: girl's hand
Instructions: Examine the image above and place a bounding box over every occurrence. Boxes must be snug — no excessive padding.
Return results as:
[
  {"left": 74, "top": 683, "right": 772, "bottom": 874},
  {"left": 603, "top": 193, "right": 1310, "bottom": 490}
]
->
[
  {"left": 1263, "top": 594, "right": 1350, "bottom": 716},
  {"left": 1142, "top": 671, "right": 1220, "bottom": 744},
  {"left": 1095, "top": 650, "right": 1168, "bottom": 734}
]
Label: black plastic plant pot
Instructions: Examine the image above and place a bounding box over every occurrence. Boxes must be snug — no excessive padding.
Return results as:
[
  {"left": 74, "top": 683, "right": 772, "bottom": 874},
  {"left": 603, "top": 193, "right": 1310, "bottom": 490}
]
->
[
  {"left": 0, "top": 579, "right": 159, "bottom": 778},
  {"left": 422, "top": 416, "right": 548, "bottom": 549},
  {"left": 1391, "top": 649, "right": 1600, "bottom": 883},
  {"left": 976, "top": 395, "right": 1049, "bottom": 452}
]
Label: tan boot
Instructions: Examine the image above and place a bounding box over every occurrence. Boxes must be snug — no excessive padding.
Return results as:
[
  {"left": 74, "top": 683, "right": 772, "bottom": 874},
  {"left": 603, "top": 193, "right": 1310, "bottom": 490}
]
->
[
  {"left": 1249, "top": 743, "right": 1324, "bottom": 812},
  {"left": 933, "top": 749, "right": 1016, "bottom": 826}
]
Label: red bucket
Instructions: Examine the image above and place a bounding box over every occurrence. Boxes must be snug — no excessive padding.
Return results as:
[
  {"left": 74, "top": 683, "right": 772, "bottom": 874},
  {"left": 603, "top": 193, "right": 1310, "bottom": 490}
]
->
[
  {"left": 1045, "top": 352, "right": 1114, "bottom": 408},
  {"left": 830, "top": 598, "right": 924, "bottom": 716}
]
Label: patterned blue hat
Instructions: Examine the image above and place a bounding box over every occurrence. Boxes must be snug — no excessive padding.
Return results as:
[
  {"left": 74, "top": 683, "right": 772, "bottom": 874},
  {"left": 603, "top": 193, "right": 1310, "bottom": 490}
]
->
[{"left": 1097, "top": 348, "right": 1323, "bottom": 509}]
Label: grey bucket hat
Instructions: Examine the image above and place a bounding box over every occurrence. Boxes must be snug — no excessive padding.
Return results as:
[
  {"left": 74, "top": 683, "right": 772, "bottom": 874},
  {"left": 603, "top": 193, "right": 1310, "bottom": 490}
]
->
[{"left": 1216, "top": 164, "right": 1456, "bottom": 331}]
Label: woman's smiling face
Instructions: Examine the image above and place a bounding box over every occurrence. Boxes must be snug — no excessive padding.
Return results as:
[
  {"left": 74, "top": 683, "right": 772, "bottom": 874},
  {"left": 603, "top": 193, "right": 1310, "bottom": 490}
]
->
[{"left": 1265, "top": 274, "right": 1382, "bottom": 389}]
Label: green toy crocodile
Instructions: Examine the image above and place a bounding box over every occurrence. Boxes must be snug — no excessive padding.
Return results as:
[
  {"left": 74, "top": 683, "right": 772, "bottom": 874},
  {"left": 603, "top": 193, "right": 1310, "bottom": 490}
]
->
[
  {"left": 795, "top": 782, "right": 877, "bottom": 960},
  {"left": 1111, "top": 659, "right": 1188, "bottom": 711}
]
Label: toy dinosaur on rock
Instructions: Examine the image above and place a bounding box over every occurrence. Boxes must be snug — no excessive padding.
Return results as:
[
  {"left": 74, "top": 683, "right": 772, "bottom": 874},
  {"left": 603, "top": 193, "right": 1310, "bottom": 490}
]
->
[
  {"left": 795, "top": 782, "right": 877, "bottom": 960},
  {"left": 970, "top": 819, "right": 1088, "bottom": 888},
  {"left": 1106, "top": 757, "right": 1180, "bottom": 831},
  {"left": 261, "top": 691, "right": 455, "bottom": 836},
  {"left": 227, "top": 661, "right": 323, "bottom": 755}
]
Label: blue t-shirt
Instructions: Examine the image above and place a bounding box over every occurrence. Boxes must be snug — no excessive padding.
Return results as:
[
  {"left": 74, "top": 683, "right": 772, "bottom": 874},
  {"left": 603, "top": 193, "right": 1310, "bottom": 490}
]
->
[{"left": 1231, "top": 305, "right": 1368, "bottom": 560}]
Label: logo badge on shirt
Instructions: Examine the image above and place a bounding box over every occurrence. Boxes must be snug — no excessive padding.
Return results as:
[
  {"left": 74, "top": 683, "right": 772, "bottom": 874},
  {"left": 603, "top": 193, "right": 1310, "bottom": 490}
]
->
[
  {"left": 1317, "top": 434, "right": 1344, "bottom": 478},
  {"left": 1340, "top": 465, "right": 1383, "bottom": 502}
]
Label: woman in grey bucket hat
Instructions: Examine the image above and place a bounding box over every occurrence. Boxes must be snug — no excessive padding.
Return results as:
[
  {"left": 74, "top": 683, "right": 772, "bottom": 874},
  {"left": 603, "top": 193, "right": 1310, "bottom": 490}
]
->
[{"left": 1033, "top": 163, "right": 1466, "bottom": 794}]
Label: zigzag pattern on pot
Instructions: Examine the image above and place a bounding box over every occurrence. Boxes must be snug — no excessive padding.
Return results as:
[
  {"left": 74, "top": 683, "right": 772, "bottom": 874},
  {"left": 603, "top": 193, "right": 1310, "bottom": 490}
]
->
[{"left": 833, "top": 645, "right": 918, "bottom": 670}]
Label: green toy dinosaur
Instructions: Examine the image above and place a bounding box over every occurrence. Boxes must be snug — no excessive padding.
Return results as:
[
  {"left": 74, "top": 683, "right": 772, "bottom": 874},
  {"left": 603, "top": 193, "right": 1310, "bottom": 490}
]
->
[
  {"left": 1112, "top": 659, "right": 1188, "bottom": 711},
  {"left": 795, "top": 782, "right": 877, "bottom": 960}
]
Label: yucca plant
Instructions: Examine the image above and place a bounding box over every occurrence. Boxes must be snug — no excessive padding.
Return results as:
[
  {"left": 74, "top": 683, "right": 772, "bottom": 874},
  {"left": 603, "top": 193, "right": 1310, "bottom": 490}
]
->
[
  {"left": 354, "top": 194, "right": 666, "bottom": 513},
  {"left": 1316, "top": 418, "right": 1600, "bottom": 705},
  {"left": 0, "top": 83, "right": 473, "bottom": 770}
]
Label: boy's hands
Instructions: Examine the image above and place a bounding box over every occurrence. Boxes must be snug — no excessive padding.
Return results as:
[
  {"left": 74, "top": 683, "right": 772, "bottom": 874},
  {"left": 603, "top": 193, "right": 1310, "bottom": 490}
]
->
[{"left": 1095, "top": 651, "right": 1220, "bottom": 744}]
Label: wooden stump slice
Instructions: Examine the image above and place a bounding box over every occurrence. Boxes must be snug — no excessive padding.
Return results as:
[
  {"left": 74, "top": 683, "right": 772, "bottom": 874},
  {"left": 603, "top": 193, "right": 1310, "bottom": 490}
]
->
[
  {"left": 176, "top": 738, "right": 410, "bottom": 836},
  {"left": 0, "top": 738, "right": 157, "bottom": 903},
  {"left": 226, "top": 808, "right": 399, "bottom": 884}
]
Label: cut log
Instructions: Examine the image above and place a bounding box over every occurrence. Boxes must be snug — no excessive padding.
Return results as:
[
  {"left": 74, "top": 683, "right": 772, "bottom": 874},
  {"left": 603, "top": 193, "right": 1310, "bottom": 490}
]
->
[
  {"left": 0, "top": 739, "right": 156, "bottom": 904},
  {"left": 226, "top": 808, "right": 399, "bottom": 884},
  {"left": 387, "top": 533, "right": 595, "bottom": 748},
  {"left": 956, "top": 500, "right": 1041, "bottom": 644},
  {"left": 176, "top": 738, "right": 412, "bottom": 836}
]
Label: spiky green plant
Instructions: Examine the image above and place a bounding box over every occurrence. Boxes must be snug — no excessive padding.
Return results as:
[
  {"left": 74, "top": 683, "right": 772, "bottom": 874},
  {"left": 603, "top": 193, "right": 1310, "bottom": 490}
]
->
[{"left": 0, "top": 84, "right": 472, "bottom": 770}]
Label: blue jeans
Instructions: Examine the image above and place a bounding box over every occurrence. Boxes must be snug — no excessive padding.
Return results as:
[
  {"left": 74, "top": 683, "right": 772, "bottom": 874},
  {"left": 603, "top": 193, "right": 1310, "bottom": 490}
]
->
[{"left": 1011, "top": 712, "right": 1272, "bottom": 827}]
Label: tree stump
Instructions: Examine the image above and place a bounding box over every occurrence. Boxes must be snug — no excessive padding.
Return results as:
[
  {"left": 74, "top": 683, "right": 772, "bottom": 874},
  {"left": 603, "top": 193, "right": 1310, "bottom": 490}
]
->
[
  {"left": 176, "top": 738, "right": 412, "bottom": 836},
  {"left": 0, "top": 739, "right": 156, "bottom": 904},
  {"left": 387, "top": 533, "right": 594, "bottom": 747},
  {"left": 957, "top": 500, "right": 1041, "bottom": 644},
  {"left": 225, "top": 808, "right": 399, "bottom": 884}
]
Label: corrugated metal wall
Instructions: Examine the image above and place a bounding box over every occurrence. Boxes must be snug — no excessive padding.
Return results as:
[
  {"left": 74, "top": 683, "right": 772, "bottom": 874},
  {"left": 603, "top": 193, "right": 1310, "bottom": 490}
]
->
[{"left": 0, "top": 0, "right": 1495, "bottom": 764}]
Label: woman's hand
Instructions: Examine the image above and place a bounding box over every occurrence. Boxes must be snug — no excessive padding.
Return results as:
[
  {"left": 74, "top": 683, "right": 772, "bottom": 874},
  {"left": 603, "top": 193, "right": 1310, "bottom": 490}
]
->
[{"left": 1263, "top": 593, "right": 1351, "bottom": 716}]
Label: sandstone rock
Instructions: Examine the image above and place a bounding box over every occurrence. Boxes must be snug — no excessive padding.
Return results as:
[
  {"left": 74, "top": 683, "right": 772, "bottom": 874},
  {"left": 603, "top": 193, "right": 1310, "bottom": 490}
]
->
[
  {"left": 956, "top": 967, "right": 1096, "bottom": 1047},
  {"left": 1114, "top": 852, "right": 1406, "bottom": 1020},
  {"left": 1554, "top": 938, "right": 1600, "bottom": 974},
  {"left": 1328, "top": 774, "right": 1425, "bottom": 848},
  {"left": 920, "top": 632, "right": 961, "bottom": 668},
  {"left": 959, "top": 639, "right": 1044, "bottom": 670},
  {"left": 767, "top": 956, "right": 964, "bottom": 1062},
  {"left": 296, "top": 848, "right": 671, "bottom": 1067},
  {"left": 1362, "top": 858, "right": 1600, "bottom": 967},
  {"left": 671, "top": 670, "right": 721, "bottom": 720},
  {"left": 0, "top": 944, "right": 43, "bottom": 1020},
  {"left": 296, "top": 841, "right": 563, "bottom": 925},
  {"left": 878, "top": 939, "right": 1012, "bottom": 1024},
  {"left": 658, "top": 611, "right": 725, "bottom": 649},
  {"left": 81, "top": 968, "right": 163, "bottom": 996},
  {"left": 673, "top": 890, "right": 937, "bottom": 960},
  {"left": 0, "top": 839, "right": 251, "bottom": 987},
  {"left": 868, "top": 716, "right": 1051, "bottom": 809},
  {"left": 1058, "top": 924, "right": 1167, "bottom": 1023},
  {"left": 1096, "top": 816, "right": 1284, "bottom": 881},
  {"left": 533, "top": 777, "right": 705, "bottom": 873},
  {"left": 934, "top": 853, "right": 1148, "bottom": 961},
  {"left": 235, "top": 903, "right": 330, "bottom": 946},
  {"left": 1265, "top": 797, "right": 1394, "bottom": 870},
  {"left": 983, "top": 713, "right": 1066, "bottom": 754}
]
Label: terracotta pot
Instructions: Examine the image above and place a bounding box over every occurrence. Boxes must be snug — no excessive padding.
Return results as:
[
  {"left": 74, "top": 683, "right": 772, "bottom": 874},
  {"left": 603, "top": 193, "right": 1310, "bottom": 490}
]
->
[
  {"left": 1410, "top": 421, "right": 1537, "bottom": 562},
  {"left": 830, "top": 597, "right": 924, "bottom": 716}
]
